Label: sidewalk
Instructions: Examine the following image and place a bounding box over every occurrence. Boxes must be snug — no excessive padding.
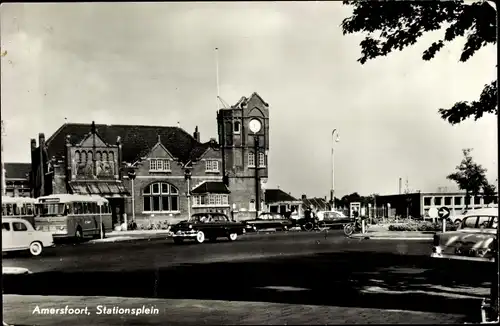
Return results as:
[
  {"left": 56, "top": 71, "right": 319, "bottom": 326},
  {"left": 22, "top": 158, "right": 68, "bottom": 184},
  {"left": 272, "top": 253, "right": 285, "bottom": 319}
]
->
[
  {"left": 3, "top": 295, "right": 468, "bottom": 325},
  {"left": 89, "top": 230, "right": 172, "bottom": 244},
  {"left": 350, "top": 224, "right": 434, "bottom": 240}
]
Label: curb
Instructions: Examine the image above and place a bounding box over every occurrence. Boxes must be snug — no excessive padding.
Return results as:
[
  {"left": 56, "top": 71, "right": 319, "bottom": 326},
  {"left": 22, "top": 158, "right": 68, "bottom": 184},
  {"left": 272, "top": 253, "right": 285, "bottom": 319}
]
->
[{"left": 350, "top": 235, "right": 433, "bottom": 241}]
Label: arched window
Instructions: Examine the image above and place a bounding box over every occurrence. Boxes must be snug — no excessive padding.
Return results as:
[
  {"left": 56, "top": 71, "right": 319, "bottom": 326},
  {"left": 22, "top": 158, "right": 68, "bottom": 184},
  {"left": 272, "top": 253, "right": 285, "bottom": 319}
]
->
[
  {"left": 108, "top": 152, "right": 115, "bottom": 174},
  {"left": 249, "top": 199, "right": 256, "bottom": 211},
  {"left": 143, "top": 182, "right": 179, "bottom": 212},
  {"left": 96, "top": 151, "right": 102, "bottom": 161},
  {"left": 103, "top": 152, "right": 109, "bottom": 162},
  {"left": 248, "top": 152, "right": 255, "bottom": 167},
  {"left": 75, "top": 151, "right": 81, "bottom": 163},
  {"left": 109, "top": 151, "right": 115, "bottom": 162},
  {"left": 87, "top": 151, "right": 93, "bottom": 163},
  {"left": 81, "top": 152, "right": 88, "bottom": 164}
]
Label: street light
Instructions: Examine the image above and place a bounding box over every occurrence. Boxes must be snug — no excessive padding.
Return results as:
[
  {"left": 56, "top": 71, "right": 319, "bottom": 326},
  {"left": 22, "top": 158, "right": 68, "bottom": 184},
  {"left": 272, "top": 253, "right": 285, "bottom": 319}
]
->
[
  {"left": 184, "top": 168, "right": 192, "bottom": 220},
  {"left": 127, "top": 168, "right": 137, "bottom": 228},
  {"left": 331, "top": 129, "right": 340, "bottom": 211}
]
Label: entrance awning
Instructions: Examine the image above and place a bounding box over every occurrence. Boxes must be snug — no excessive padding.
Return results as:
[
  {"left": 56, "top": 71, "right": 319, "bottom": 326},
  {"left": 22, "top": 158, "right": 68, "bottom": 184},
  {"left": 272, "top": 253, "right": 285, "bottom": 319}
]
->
[{"left": 69, "top": 181, "right": 130, "bottom": 198}]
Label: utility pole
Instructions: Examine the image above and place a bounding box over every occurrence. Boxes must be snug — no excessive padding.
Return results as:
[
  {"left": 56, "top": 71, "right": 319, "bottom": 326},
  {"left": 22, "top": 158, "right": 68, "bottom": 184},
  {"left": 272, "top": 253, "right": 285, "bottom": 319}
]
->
[{"left": 1, "top": 120, "right": 6, "bottom": 196}]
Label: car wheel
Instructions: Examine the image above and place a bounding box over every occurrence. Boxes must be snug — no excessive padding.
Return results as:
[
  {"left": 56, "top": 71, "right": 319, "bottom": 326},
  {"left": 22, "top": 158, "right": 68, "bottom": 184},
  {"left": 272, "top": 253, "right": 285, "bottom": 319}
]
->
[
  {"left": 195, "top": 231, "right": 205, "bottom": 244},
  {"left": 29, "top": 241, "right": 43, "bottom": 256},
  {"left": 303, "top": 222, "right": 314, "bottom": 232},
  {"left": 228, "top": 232, "right": 238, "bottom": 241},
  {"left": 317, "top": 221, "right": 327, "bottom": 231},
  {"left": 75, "top": 227, "right": 83, "bottom": 242},
  {"left": 173, "top": 238, "right": 183, "bottom": 244}
]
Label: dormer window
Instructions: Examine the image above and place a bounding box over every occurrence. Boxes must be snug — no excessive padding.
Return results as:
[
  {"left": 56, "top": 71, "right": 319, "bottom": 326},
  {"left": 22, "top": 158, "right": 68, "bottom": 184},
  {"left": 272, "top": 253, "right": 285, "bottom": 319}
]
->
[
  {"left": 234, "top": 121, "right": 241, "bottom": 134},
  {"left": 205, "top": 160, "right": 220, "bottom": 173}
]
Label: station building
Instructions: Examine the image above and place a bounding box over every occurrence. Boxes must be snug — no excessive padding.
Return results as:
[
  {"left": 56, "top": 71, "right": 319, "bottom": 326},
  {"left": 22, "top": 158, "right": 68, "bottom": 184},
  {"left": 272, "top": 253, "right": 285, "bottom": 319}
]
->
[{"left": 28, "top": 92, "right": 270, "bottom": 226}]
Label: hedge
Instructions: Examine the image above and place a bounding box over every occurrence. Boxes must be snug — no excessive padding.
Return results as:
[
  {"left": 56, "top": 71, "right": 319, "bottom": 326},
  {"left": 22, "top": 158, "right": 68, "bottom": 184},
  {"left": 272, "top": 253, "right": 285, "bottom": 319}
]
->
[{"left": 388, "top": 221, "right": 458, "bottom": 232}]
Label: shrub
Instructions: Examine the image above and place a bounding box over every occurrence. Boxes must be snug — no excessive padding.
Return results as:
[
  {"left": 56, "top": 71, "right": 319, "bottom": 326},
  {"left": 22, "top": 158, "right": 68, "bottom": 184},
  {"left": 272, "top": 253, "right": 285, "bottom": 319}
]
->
[{"left": 388, "top": 221, "right": 458, "bottom": 232}]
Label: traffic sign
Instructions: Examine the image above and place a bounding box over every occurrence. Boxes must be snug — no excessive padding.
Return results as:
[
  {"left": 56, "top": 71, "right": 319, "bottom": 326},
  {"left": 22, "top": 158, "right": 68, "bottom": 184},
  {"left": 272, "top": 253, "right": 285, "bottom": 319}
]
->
[
  {"left": 438, "top": 206, "right": 451, "bottom": 220},
  {"left": 428, "top": 207, "right": 438, "bottom": 219}
]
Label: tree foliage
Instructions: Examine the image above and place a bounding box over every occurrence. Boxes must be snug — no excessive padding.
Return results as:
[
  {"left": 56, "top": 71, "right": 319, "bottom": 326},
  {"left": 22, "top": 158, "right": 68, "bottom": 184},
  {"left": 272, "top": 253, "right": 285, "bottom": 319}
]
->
[
  {"left": 341, "top": 1, "right": 497, "bottom": 125},
  {"left": 446, "top": 148, "right": 491, "bottom": 206}
]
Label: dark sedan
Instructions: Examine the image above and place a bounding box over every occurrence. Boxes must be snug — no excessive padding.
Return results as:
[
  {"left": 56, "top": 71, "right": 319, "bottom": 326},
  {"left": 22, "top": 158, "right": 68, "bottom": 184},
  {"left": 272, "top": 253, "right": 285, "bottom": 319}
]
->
[
  {"left": 244, "top": 212, "right": 294, "bottom": 232},
  {"left": 170, "top": 212, "right": 246, "bottom": 244}
]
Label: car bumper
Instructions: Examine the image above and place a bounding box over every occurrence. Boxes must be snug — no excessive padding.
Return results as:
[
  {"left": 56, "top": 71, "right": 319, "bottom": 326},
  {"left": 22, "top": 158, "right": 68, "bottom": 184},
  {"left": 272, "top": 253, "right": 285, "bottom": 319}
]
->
[
  {"left": 430, "top": 252, "right": 495, "bottom": 263},
  {"left": 171, "top": 230, "right": 198, "bottom": 238}
]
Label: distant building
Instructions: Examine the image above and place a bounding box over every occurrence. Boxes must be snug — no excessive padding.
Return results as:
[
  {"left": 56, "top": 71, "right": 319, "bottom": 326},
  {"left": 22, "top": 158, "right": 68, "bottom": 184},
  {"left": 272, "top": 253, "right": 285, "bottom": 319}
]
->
[
  {"left": 301, "top": 194, "right": 332, "bottom": 212},
  {"left": 375, "top": 191, "right": 499, "bottom": 219},
  {"left": 264, "top": 189, "right": 302, "bottom": 215},
  {"left": 3, "top": 163, "right": 31, "bottom": 197}
]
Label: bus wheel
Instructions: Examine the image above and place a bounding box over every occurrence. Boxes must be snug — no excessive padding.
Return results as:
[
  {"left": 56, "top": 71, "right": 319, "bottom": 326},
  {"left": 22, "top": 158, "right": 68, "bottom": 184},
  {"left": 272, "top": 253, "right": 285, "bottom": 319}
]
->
[
  {"left": 29, "top": 241, "right": 43, "bottom": 256},
  {"left": 75, "top": 227, "right": 83, "bottom": 242}
]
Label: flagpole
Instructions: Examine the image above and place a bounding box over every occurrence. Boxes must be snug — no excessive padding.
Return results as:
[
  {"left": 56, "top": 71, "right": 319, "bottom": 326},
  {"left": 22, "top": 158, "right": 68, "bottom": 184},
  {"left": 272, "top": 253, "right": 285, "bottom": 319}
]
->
[{"left": 215, "top": 47, "right": 220, "bottom": 109}]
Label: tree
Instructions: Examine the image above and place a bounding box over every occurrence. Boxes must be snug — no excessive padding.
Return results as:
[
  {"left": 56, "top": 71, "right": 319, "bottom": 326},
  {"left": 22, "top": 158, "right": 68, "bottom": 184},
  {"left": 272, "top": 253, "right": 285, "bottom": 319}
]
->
[
  {"left": 482, "top": 181, "right": 497, "bottom": 206},
  {"left": 447, "top": 148, "right": 489, "bottom": 208},
  {"left": 341, "top": 1, "right": 497, "bottom": 125}
]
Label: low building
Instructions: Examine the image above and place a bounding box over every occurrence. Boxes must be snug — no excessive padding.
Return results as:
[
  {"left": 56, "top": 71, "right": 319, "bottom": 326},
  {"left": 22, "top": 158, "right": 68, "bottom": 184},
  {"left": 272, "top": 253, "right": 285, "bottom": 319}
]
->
[
  {"left": 3, "top": 163, "right": 31, "bottom": 197},
  {"left": 375, "top": 191, "right": 499, "bottom": 219},
  {"left": 301, "top": 195, "right": 331, "bottom": 212},
  {"left": 264, "top": 189, "right": 302, "bottom": 215}
]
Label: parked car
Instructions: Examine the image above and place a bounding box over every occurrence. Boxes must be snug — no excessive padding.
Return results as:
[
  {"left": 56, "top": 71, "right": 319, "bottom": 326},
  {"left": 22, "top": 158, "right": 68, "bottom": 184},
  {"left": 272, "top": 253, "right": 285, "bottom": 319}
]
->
[
  {"left": 170, "top": 212, "right": 246, "bottom": 244},
  {"left": 317, "top": 210, "right": 353, "bottom": 229},
  {"left": 244, "top": 212, "right": 294, "bottom": 232},
  {"left": 2, "top": 217, "right": 54, "bottom": 256},
  {"left": 431, "top": 208, "right": 498, "bottom": 263}
]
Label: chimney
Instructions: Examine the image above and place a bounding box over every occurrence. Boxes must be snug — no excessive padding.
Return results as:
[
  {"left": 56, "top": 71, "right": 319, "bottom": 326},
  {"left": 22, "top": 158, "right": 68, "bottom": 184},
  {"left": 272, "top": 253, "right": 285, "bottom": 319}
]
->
[
  {"left": 193, "top": 126, "right": 200, "bottom": 142},
  {"left": 302, "top": 194, "right": 307, "bottom": 200},
  {"left": 30, "top": 139, "right": 37, "bottom": 152}
]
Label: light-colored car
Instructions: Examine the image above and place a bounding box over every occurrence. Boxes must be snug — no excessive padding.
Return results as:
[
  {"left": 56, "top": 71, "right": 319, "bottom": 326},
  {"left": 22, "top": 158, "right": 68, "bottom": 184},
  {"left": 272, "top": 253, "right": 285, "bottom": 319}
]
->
[
  {"left": 2, "top": 217, "right": 54, "bottom": 256},
  {"left": 431, "top": 208, "right": 498, "bottom": 263}
]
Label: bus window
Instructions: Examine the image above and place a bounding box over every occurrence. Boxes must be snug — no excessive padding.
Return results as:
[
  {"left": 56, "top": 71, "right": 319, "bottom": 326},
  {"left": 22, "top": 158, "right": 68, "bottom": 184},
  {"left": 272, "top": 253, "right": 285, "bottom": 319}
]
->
[
  {"left": 66, "top": 204, "right": 73, "bottom": 215},
  {"left": 36, "top": 203, "right": 66, "bottom": 217},
  {"left": 26, "top": 204, "right": 34, "bottom": 215},
  {"left": 91, "top": 202, "right": 97, "bottom": 214},
  {"left": 6, "top": 204, "right": 13, "bottom": 216},
  {"left": 13, "top": 204, "right": 20, "bottom": 216},
  {"left": 2, "top": 205, "right": 7, "bottom": 216},
  {"left": 84, "top": 203, "right": 90, "bottom": 214},
  {"left": 20, "top": 205, "right": 26, "bottom": 216},
  {"left": 74, "top": 202, "right": 82, "bottom": 215}
]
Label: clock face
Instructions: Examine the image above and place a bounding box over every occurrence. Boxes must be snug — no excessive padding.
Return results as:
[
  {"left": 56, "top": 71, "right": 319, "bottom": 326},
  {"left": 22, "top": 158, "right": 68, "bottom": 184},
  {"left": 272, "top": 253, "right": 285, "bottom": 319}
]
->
[{"left": 249, "top": 119, "right": 262, "bottom": 133}]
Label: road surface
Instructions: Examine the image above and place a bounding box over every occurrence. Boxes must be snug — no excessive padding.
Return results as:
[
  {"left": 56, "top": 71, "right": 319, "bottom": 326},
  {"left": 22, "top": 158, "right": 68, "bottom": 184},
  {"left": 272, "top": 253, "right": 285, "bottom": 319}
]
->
[{"left": 3, "top": 230, "right": 494, "bottom": 324}]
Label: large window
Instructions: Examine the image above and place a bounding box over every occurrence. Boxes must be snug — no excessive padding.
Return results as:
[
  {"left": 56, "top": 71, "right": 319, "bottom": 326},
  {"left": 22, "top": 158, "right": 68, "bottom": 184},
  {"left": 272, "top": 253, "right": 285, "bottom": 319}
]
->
[
  {"left": 258, "top": 152, "right": 266, "bottom": 167},
  {"left": 233, "top": 121, "right": 241, "bottom": 134},
  {"left": 423, "top": 197, "right": 431, "bottom": 206},
  {"left": 192, "top": 194, "right": 229, "bottom": 207},
  {"left": 150, "top": 159, "right": 171, "bottom": 172},
  {"left": 454, "top": 196, "right": 462, "bottom": 206},
  {"left": 205, "top": 160, "right": 220, "bottom": 172},
  {"left": 248, "top": 152, "right": 255, "bottom": 167},
  {"left": 143, "top": 182, "right": 179, "bottom": 212}
]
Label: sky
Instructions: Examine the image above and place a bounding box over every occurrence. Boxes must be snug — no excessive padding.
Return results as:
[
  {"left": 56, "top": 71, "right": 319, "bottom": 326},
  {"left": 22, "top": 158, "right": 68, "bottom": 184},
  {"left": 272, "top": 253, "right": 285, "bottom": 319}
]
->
[{"left": 1, "top": 2, "right": 497, "bottom": 198}]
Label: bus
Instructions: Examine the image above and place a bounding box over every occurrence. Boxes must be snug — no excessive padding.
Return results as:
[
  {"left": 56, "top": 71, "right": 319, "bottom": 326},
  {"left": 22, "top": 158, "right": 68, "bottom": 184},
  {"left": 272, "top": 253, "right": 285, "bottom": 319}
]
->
[
  {"left": 1, "top": 196, "right": 36, "bottom": 227},
  {"left": 34, "top": 194, "right": 113, "bottom": 240}
]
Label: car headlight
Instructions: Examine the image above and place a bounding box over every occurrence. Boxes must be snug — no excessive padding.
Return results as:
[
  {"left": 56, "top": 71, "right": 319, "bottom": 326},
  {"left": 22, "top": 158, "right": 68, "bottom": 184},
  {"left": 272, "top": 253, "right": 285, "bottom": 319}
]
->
[
  {"left": 188, "top": 224, "right": 193, "bottom": 229},
  {"left": 433, "top": 246, "right": 442, "bottom": 254}
]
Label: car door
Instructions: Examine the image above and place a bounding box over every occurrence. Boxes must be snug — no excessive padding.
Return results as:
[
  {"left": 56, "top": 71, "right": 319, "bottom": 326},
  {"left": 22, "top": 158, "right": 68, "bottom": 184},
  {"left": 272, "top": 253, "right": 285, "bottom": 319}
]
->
[
  {"left": 12, "top": 221, "right": 31, "bottom": 250},
  {"left": 2, "top": 222, "right": 13, "bottom": 250}
]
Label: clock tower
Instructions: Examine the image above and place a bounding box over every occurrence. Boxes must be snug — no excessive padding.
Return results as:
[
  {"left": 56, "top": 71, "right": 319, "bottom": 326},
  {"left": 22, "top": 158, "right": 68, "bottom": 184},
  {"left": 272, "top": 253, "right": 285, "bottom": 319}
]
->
[{"left": 216, "top": 92, "right": 269, "bottom": 219}]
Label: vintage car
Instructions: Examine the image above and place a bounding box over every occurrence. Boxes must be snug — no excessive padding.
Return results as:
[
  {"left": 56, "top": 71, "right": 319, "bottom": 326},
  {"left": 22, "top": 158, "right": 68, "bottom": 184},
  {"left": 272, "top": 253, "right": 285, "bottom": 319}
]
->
[
  {"left": 244, "top": 212, "right": 294, "bottom": 232},
  {"left": 316, "top": 210, "right": 353, "bottom": 229},
  {"left": 431, "top": 208, "right": 498, "bottom": 263},
  {"left": 2, "top": 217, "right": 54, "bottom": 256},
  {"left": 170, "top": 212, "right": 246, "bottom": 244}
]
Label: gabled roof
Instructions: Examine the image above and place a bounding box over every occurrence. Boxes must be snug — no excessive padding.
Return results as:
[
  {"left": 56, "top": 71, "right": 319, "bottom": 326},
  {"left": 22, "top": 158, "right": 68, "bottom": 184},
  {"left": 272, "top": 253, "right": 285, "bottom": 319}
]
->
[
  {"left": 265, "top": 189, "right": 300, "bottom": 204},
  {"left": 228, "top": 92, "right": 269, "bottom": 110},
  {"left": 45, "top": 123, "right": 212, "bottom": 164},
  {"left": 191, "top": 181, "right": 230, "bottom": 194},
  {"left": 303, "top": 197, "right": 331, "bottom": 210},
  {"left": 4, "top": 163, "right": 31, "bottom": 180}
]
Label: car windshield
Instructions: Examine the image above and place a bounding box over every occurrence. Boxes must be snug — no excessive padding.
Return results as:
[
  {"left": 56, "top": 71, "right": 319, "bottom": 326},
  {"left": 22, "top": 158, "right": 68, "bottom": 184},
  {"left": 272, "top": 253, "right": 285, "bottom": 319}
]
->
[{"left": 190, "top": 214, "right": 227, "bottom": 223}]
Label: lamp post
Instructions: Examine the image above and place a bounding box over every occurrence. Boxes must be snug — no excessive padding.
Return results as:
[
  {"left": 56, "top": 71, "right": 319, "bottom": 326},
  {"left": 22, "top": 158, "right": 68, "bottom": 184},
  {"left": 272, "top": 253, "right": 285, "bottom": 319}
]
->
[
  {"left": 254, "top": 135, "right": 260, "bottom": 220},
  {"left": 330, "top": 129, "right": 340, "bottom": 210},
  {"left": 184, "top": 168, "right": 192, "bottom": 220},
  {"left": 127, "top": 169, "right": 136, "bottom": 227}
]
